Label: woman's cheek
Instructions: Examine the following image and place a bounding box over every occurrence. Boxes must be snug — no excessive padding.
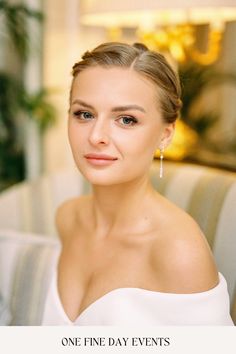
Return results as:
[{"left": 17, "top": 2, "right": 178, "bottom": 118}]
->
[{"left": 129, "top": 131, "right": 157, "bottom": 157}]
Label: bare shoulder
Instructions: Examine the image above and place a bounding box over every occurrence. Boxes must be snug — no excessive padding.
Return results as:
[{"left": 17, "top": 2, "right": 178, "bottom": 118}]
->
[
  {"left": 151, "top": 197, "right": 219, "bottom": 293},
  {"left": 55, "top": 195, "right": 90, "bottom": 243}
]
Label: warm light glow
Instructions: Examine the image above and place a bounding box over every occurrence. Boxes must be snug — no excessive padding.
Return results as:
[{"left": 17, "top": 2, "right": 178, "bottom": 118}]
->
[
  {"left": 137, "top": 24, "right": 224, "bottom": 65},
  {"left": 81, "top": 8, "right": 236, "bottom": 28},
  {"left": 155, "top": 120, "right": 199, "bottom": 161},
  {"left": 80, "top": 2, "right": 236, "bottom": 65}
]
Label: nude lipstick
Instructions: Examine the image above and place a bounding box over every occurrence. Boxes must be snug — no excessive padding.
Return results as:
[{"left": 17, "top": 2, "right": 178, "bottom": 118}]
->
[{"left": 84, "top": 153, "right": 118, "bottom": 166}]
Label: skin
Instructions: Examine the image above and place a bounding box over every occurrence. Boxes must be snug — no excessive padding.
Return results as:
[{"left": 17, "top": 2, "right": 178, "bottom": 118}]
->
[{"left": 56, "top": 66, "right": 218, "bottom": 322}]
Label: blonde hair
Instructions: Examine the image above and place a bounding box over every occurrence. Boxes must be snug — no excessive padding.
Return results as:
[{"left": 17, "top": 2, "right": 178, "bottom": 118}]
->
[{"left": 71, "top": 42, "right": 182, "bottom": 123}]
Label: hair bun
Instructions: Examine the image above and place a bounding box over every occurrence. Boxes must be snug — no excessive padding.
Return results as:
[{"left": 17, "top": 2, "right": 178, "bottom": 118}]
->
[{"left": 133, "top": 42, "right": 148, "bottom": 52}]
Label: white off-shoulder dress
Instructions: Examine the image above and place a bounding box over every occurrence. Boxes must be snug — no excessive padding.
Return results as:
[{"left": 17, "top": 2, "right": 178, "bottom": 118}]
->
[{"left": 42, "top": 269, "right": 234, "bottom": 326}]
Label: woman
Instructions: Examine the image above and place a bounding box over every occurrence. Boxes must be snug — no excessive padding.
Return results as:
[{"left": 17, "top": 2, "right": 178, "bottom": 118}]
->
[{"left": 42, "top": 42, "right": 233, "bottom": 325}]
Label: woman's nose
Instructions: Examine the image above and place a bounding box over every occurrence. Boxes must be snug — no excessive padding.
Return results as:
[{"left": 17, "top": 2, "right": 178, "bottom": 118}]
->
[{"left": 88, "top": 118, "right": 110, "bottom": 146}]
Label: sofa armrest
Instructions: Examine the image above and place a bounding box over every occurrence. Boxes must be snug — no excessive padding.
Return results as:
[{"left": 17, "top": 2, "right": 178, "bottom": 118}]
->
[
  {"left": 0, "top": 169, "right": 90, "bottom": 237},
  {"left": 0, "top": 230, "right": 60, "bottom": 325}
]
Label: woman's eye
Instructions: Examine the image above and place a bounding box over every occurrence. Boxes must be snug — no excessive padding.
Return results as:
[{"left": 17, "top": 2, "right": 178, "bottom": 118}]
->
[
  {"left": 73, "top": 110, "right": 93, "bottom": 120},
  {"left": 118, "top": 116, "right": 138, "bottom": 126}
]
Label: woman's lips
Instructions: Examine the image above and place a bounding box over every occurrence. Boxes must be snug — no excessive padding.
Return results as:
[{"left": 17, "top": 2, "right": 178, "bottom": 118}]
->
[{"left": 84, "top": 153, "right": 118, "bottom": 166}]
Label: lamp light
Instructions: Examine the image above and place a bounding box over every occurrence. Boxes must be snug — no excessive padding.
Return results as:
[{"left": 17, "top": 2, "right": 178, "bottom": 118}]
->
[{"left": 80, "top": 0, "right": 236, "bottom": 65}]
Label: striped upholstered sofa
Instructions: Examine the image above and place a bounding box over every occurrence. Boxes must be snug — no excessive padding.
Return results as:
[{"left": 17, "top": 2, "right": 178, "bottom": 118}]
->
[{"left": 0, "top": 161, "right": 235, "bottom": 325}]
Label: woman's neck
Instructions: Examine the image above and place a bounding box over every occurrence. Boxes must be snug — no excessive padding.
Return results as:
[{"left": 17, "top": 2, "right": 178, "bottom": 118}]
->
[{"left": 89, "top": 173, "right": 157, "bottom": 238}]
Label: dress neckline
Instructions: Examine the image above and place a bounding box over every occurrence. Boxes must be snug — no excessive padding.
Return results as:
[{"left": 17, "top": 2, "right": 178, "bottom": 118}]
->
[{"left": 53, "top": 268, "right": 224, "bottom": 325}]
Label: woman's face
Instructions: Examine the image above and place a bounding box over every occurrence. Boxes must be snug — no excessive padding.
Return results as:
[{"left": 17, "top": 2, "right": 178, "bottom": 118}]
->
[{"left": 68, "top": 66, "right": 174, "bottom": 185}]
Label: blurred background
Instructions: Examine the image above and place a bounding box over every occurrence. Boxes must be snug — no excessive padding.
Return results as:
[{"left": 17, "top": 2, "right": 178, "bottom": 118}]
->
[{"left": 1, "top": 0, "right": 236, "bottom": 191}]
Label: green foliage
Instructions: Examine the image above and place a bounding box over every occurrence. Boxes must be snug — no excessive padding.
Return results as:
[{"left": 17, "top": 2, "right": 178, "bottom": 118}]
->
[
  {"left": 0, "top": 1, "right": 56, "bottom": 191},
  {"left": 22, "top": 89, "right": 57, "bottom": 133},
  {"left": 0, "top": 72, "right": 25, "bottom": 187},
  {"left": 0, "top": 0, "right": 43, "bottom": 60}
]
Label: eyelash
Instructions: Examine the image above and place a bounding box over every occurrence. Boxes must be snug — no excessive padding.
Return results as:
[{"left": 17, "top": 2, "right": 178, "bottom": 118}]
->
[
  {"left": 72, "top": 110, "right": 138, "bottom": 126},
  {"left": 73, "top": 110, "right": 93, "bottom": 120},
  {"left": 118, "top": 116, "right": 138, "bottom": 126}
]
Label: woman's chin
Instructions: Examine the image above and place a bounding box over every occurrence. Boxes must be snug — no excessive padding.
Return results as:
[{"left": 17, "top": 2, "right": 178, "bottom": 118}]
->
[
  {"left": 77, "top": 169, "right": 131, "bottom": 187},
  {"left": 84, "top": 175, "right": 121, "bottom": 186}
]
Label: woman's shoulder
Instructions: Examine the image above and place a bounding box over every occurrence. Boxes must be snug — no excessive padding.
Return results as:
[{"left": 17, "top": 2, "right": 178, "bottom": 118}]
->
[
  {"left": 150, "top": 195, "right": 219, "bottom": 294},
  {"left": 55, "top": 195, "right": 91, "bottom": 243}
]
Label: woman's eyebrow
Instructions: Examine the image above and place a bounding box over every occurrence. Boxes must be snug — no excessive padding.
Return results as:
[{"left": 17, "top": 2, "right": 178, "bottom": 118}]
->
[
  {"left": 72, "top": 99, "right": 146, "bottom": 113},
  {"left": 111, "top": 105, "right": 146, "bottom": 113},
  {"left": 71, "top": 99, "right": 93, "bottom": 109}
]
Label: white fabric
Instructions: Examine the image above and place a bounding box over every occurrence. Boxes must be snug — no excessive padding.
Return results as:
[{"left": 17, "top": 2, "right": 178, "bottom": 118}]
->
[{"left": 42, "top": 271, "right": 234, "bottom": 326}]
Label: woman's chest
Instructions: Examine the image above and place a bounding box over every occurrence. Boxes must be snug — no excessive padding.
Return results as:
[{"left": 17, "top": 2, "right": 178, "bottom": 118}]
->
[{"left": 57, "top": 236, "right": 154, "bottom": 322}]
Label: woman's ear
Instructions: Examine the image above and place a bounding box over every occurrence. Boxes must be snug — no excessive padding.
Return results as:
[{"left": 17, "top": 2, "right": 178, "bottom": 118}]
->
[{"left": 159, "top": 122, "right": 175, "bottom": 149}]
